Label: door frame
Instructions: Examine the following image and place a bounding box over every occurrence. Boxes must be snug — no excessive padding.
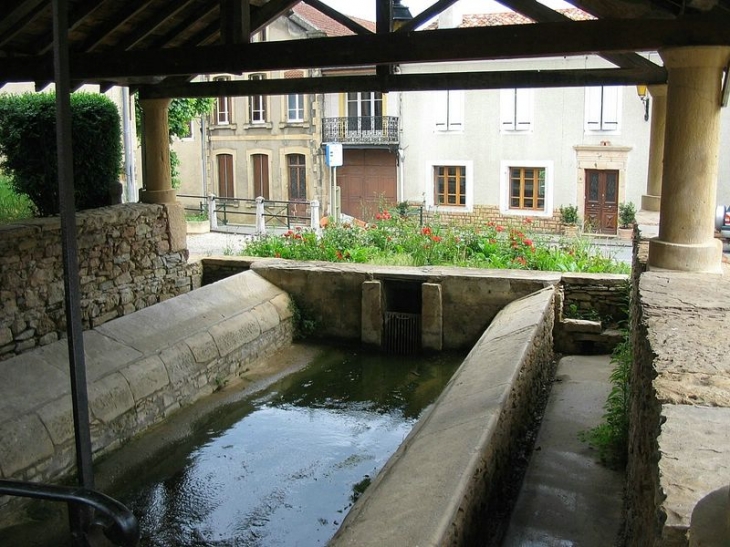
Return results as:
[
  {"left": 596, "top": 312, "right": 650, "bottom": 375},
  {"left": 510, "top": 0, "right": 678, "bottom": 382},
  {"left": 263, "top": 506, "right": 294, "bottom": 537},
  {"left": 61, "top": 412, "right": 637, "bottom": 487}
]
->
[{"left": 574, "top": 144, "right": 632, "bottom": 233}]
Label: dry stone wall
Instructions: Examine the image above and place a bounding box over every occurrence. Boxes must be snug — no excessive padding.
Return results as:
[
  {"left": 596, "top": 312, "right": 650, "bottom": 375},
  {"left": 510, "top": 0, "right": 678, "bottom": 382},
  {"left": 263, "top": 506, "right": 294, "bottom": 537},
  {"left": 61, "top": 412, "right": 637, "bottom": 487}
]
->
[
  {"left": 0, "top": 204, "right": 201, "bottom": 360},
  {"left": 417, "top": 203, "right": 563, "bottom": 234}
]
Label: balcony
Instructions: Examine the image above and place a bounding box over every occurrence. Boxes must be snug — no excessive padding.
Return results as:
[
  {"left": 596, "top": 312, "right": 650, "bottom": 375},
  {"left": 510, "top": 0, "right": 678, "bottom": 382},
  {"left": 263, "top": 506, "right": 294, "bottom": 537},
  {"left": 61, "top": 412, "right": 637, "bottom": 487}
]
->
[{"left": 322, "top": 116, "right": 399, "bottom": 145}]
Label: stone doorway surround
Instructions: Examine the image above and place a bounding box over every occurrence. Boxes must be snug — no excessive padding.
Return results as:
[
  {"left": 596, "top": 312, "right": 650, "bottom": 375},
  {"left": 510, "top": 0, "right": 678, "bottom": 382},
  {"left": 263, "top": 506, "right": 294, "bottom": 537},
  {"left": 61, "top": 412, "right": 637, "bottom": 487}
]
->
[{"left": 574, "top": 143, "right": 632, "bottom": 233}]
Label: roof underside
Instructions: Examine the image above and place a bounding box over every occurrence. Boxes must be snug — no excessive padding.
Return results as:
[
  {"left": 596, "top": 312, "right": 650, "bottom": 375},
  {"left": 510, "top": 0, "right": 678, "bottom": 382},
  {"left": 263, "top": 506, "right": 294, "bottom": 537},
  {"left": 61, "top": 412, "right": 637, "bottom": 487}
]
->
[{"left": 1, "top": 0, "right": 729, "bottom": 97}]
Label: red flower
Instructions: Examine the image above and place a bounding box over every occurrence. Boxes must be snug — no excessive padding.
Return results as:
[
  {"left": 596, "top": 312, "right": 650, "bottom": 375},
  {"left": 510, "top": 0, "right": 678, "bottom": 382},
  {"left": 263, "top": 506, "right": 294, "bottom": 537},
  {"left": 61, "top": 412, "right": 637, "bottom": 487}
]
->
[
  {"left": 274, "top": 252, "right": 281, "bottom": 258},
  {"left": 294, "top": 233, "right": 302, "bottom": 240},
  {"left": 431, "top": 235, "right": 442, "bottom": 243},
  {"left": 524, "top": 217, "right": 533, "bottom": 224},
  {"left": 375, "top": 213, "right": 382, "bottom": 220},
  {"left": 496, "top": 225, "right": 504, "bottom": 232},
  {"left": 336, "top": 251, "right": 344, "bottom": 260},
  {"left": 523, "top": 238, "right": 533, "bottom": 247},
  {"left": 284, "top": 230, "right": 294, "bottom": 238},
  {"left": 422, "top": 226, "right": 432, "bottom": 236}
]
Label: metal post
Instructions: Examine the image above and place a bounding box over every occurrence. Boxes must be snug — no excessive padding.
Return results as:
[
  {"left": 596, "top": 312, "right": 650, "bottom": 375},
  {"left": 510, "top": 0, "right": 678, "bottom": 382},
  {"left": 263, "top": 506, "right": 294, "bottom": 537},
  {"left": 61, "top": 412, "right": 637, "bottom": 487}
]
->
[{"left": 52, "top": 0, "right": 95, "bottom": 543}]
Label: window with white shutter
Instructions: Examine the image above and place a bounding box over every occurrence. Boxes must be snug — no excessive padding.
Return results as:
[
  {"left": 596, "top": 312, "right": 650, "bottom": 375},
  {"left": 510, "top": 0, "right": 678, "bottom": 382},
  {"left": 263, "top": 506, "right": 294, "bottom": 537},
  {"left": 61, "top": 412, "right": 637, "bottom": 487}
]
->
[
  {"left": 435, "top": 90, "right": 464, "bottom": 132},
  {"left": 585, "top": 86, "right": 621, "bottom": 133},
  {"left": 500, "top": 88, "right": 533, "bottom": 132}
]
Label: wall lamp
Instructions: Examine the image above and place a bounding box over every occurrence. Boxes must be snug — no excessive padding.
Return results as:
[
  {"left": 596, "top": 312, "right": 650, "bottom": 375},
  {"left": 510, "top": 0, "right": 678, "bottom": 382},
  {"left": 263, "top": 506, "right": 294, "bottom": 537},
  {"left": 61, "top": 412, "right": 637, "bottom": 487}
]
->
[
  {"left": 393, "top": 0, "right": 413, "bottom": 28},
  {"left": 637, "top": 85, "right": 650, "bottom": 122}
]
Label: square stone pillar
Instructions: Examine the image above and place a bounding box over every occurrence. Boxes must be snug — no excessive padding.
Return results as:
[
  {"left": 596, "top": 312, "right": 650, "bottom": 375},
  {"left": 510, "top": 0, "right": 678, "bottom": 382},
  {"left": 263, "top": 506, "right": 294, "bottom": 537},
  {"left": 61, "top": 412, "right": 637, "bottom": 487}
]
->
[
  {"left": 422, "top": 282, "right": 443, "bottom": 351},
  {"left": 361, "top": 280, "right": 383, "bottom": 347}
]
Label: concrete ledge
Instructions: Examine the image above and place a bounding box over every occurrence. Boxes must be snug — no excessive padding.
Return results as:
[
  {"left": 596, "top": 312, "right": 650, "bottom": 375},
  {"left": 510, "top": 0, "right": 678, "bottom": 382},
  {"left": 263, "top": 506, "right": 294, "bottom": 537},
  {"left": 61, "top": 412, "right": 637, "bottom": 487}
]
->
[
  {"left": 329, "top": 286, "right": 556, "bottom": 546},
  {"left": 0, "top": 271, "right": 292, "bottom": 502}
]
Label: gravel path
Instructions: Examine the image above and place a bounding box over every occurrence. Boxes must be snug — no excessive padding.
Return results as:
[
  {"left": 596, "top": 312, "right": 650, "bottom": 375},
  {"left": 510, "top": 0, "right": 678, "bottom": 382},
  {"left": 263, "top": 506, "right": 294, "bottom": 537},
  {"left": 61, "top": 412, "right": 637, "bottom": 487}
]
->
[{"left": 186, "top": 231, "right": 253, "bottom": 258}]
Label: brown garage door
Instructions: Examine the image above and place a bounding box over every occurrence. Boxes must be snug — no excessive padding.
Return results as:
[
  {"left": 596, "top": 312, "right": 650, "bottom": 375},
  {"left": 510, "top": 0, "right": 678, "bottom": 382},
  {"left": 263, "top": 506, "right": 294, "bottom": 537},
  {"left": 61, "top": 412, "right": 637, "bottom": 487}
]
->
[{"left": 337, "top": 149, "right": 397, "bottom": 221}]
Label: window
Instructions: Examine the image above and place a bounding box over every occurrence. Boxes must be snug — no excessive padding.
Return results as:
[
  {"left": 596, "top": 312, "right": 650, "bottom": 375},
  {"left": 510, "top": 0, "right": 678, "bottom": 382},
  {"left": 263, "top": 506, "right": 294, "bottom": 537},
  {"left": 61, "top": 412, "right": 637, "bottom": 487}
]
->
[
  {"left": 214, "top": 76, "right": 232, "bottom": 125},
  {"left": 178, "top": 120, "right": 194, "bottom": 140},
  {"left": 434, "top": 166, "right": 466, "bottom": 207},
  {"left": 217, "top": 154, "right": 234, "bottom": 198},
  {"left": 287, "top": 94, "right": 304, "bottom": 122},
  {"left": 585, "top": 86, "right": 621, "bottom": 132},
  {"left": 347, "top": 91, "right": 383, "bottom": 132},
  {"left": 509, "top": 167, "right": 545, "bottom": 211},
  {"left": 288, "top": 154, "right": 306, "bottom": 200},
  {"left": 252, "top": 153, "right": 269, "bottom": 199},
  {"left": 435, "top": 90, "right": 463, "bottom": 131},
  {"left": 500, "top": 88, "right": 532, "bottom": 132},
  {"left": 249, "top": 74, "right": 266, "bottom": 124}
]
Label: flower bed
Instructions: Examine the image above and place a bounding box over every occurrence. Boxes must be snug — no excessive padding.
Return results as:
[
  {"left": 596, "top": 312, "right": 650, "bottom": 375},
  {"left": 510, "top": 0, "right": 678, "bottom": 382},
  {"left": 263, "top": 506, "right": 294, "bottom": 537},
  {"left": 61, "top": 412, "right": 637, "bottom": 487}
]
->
[{"left": 244, "top": 213, "right": 629, "bottom": 274}]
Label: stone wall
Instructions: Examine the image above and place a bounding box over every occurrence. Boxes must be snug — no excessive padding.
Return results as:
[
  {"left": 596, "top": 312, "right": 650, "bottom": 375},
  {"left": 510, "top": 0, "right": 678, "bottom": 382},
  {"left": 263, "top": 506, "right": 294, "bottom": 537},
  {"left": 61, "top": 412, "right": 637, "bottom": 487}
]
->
[
  {"left": 330, "top": 287, "right": 556, "bottom": 546},
  {"left": 0, "top": 204, "right": 201, "bottom": 361},
  {"left": 0, "top": 270, "right": 292, "bottom": 527},
  {"left": 624, "top": 261, "right": 730, "bottom": 546},
  {"left": 250, "top": 260, "right": 562, "bottom": 350},
  {"left": 420, "top": 204, "right": 564, "bottom": 234}
]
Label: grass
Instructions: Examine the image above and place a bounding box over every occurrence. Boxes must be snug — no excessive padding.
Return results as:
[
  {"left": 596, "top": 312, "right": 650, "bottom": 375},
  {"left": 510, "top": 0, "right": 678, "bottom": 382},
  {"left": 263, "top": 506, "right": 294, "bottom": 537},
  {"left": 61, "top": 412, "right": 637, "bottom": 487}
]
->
[
  {"left": 0, "top": 173, "right": 35, "bottom": 224},
  {"left": 243, "top": 213, "right": 630, "bottom": 275}
]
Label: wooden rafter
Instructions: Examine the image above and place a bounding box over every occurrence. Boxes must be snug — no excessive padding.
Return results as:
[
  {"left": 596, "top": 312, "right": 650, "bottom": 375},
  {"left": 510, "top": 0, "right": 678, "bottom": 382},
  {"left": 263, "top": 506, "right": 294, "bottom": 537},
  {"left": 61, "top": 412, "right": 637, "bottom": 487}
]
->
[
  {"left": 1, "top": 18, "right": 723, "bottom": 84},
  {"left": 139, "top": 66, "right": 667, "bottom": 99}
]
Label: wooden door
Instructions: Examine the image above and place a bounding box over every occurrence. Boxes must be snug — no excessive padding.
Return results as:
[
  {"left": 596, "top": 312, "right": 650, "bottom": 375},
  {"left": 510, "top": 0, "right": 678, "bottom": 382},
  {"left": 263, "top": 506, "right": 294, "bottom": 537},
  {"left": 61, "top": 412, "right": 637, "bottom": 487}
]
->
[
  {"left": 584, "top": 169, "right": 618, "bottom": 234},
  {"left": 252, "top": 154, "right": 269, "bottom": 200},
  {"left": 337, "top": 149, "right": 396, "bottom": 221}
]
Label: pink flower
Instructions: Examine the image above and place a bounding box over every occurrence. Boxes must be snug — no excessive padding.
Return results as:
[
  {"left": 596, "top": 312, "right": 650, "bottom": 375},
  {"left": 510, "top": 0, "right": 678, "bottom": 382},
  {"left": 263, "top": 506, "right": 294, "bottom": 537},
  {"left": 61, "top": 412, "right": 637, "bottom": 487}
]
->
[{"left": 496, "top": 225, "right": 504, "bottom": 233}]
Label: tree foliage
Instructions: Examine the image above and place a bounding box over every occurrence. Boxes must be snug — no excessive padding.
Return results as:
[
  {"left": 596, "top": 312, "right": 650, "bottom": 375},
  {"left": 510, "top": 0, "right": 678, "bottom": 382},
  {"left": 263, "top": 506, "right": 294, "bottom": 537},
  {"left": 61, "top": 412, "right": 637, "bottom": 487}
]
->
[{"left": 0, "top": 92, "right": 122, "bottom": 217}]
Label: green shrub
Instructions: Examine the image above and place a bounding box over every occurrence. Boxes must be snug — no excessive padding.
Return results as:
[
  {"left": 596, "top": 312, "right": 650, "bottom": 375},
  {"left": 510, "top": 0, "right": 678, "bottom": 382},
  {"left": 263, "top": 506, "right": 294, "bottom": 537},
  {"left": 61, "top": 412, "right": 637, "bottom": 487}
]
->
[
  {"left": 559, "top": 204, "right": 580, "bottom": 225},
  {"left": 619, "top": 201, "right": 637, "bottom": 228},
  {"left": 0, "top": 173, "right": 36, "bottom": 223},
  {"left": 0, "top": 92, "right": 122, "bottom": 216}
]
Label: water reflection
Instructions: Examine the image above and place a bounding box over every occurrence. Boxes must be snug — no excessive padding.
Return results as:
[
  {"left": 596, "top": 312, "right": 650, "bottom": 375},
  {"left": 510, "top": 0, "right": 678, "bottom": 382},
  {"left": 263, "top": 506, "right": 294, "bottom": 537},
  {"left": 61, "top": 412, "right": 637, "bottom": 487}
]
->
[{"left": 117, "top": 346, "right": 462, "bottom": 546}]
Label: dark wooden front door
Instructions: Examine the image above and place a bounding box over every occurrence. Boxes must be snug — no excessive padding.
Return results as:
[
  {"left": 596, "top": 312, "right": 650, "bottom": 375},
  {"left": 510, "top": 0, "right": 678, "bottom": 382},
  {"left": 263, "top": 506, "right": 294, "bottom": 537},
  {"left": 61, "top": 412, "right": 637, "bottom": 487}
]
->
[{"left": 584, "top": 169, "right": 618, "bottom": 234}]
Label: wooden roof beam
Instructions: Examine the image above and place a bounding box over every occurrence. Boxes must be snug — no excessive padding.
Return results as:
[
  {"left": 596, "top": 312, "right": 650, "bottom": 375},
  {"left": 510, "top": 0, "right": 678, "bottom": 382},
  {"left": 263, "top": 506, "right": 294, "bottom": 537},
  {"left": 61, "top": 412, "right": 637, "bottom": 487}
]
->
[
  {"left": 138, "top": 66, "right": 667, "bottom": 99},
  {"left": 1, "top": 18, "right": 725, "bottom": 83}
]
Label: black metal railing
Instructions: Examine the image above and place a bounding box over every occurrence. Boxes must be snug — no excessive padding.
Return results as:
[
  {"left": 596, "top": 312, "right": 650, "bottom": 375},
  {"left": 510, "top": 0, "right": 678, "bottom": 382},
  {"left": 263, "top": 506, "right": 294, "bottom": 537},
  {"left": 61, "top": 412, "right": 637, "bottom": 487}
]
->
[
  {"left": 0, "top": 479, "right": 139, "bottom": 546},
  {"left": 322, "top": 116, "right": 399, "bottom": 145}
]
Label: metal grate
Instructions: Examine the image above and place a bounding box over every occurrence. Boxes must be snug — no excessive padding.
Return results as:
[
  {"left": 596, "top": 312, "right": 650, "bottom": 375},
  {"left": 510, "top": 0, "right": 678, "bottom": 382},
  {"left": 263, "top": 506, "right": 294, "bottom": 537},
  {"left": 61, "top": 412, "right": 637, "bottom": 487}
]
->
[{"left": 383, "top": 312, "right": 421, "bottom": 354}]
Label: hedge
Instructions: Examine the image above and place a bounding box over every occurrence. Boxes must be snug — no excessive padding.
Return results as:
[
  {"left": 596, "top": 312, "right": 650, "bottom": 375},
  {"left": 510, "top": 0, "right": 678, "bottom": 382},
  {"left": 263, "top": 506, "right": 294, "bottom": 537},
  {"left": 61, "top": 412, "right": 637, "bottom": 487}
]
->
[{"left": 0, "top": 92, "right": 122, "bottom": 216}]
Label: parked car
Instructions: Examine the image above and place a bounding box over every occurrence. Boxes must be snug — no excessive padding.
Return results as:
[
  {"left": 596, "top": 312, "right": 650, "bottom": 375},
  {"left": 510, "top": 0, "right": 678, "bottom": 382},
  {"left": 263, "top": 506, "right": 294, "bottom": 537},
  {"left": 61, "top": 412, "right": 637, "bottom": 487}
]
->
[{"left": 716, "top": 205, "right": 730, "bottom": 245}]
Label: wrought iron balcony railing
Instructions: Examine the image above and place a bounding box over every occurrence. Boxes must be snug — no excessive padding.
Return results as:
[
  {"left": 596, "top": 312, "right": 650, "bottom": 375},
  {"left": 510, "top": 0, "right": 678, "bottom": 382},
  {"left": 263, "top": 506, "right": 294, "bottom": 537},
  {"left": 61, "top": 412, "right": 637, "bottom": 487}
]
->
[{"left": 322, "top": 116, "right": 399, "bottom": 145}]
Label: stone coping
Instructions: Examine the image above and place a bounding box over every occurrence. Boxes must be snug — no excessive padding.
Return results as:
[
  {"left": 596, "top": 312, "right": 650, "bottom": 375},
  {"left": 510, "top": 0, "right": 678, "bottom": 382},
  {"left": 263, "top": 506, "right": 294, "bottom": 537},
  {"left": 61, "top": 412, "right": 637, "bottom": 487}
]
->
[
  {"left": 329, "top": 286, "right": 556, "bottom": 546},
  {"left": 0, "top": 271, "right": 292, "bottom": 487}
]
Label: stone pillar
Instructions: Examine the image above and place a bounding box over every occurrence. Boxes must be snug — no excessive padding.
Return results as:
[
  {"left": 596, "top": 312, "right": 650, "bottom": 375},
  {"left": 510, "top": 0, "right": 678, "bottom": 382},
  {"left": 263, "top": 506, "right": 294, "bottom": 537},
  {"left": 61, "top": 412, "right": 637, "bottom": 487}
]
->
[
  {"left": 361, "top": 280, "right": 383, "bottom": 347},
  {"left": 138, "top": 98, "right": 186, "bottom": 252},
  {"left": 648, "top": 46, "right": 730, "bottom": 273},
  {"left": 139, "top": 98, "right": 176, "bottom": 205},
  {"left": 421, "top": 283, "right": 443, "bottom": 351},
  {"left": 640, "top": 85, "right": 667, "bottom": 212}
]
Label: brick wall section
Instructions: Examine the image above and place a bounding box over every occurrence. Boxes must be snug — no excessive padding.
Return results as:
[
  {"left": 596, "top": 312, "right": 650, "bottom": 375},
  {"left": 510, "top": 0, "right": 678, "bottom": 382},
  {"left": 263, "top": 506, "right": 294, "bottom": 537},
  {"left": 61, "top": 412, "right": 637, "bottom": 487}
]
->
[
  {"left": 0, "top": 204, "right": 201, "bottom": 360},
  {"left": 420, "top": 204, "right": 565, "bottom": 234}
]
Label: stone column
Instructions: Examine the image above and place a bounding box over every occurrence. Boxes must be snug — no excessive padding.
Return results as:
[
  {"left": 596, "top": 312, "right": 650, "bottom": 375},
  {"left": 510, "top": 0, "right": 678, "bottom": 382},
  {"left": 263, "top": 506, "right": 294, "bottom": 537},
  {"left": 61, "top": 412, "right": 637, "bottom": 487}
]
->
[
  {"left": 648, "top": 46, "right": 730, "bottom": 273},
  {"left": 421, "top": 283, "right": 443, "bottom": 351},
  {"left": 640, "top": 85, "right": 667, "bottom": 212},
  {"left": 139, "top": 98, "right": 176, "bottom": 204}
]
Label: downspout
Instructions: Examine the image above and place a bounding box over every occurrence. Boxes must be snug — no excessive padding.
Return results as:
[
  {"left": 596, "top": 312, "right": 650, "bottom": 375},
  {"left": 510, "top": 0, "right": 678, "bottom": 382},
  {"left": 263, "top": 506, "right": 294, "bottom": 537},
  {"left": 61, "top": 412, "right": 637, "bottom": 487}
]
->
[{"left": 121, "top": 86, "right": 136, "bottom": 202}]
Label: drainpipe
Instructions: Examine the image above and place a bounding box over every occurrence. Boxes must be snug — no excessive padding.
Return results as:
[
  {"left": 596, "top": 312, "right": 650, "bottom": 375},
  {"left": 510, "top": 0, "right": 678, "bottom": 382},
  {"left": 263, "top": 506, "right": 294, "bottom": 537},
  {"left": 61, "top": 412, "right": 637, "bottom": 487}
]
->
[
  {"left": 121, "top": 86, "right": 136, "bottom": 203},
  {"left": 200, "top": 114, "right": 208, "bottom": 197}
]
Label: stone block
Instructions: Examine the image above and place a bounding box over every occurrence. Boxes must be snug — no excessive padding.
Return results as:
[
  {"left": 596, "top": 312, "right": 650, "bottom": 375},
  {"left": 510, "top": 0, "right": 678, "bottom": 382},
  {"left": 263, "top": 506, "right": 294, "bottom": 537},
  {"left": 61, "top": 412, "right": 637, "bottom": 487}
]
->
[
  {"left": 361, "top": 280, "right": 383, "bottom": 346},
  {"left": 186, "top": 331, "right": 219, "bottom": 363},
  {"left": 562, "top": 318, "right": 603, "bottom": 333},
  {"left": 160, "top": 341, "right": 200, "bottom": 388},
  {"left": 120, "top": 355, "right": 170, "bottom": 401},
  {"left": 209, "top": 313, "right": 261, "bottom": 357},
  {"left": 269, "top": 293, "right": 293, "bottom": 321},
  {"left": 0, "top": 414, "right": 55, "bottom": 477},
  {"left": 87, "top": 373, "right": 135, "bottom": 424},
  {"left": 254, "top": 302, "right": 280, "bottom": 333},
  {"left": 421, "top": 283, "right": 443, "bottom": 351},
  {"left": 37, "top": 395, "right": 74, "bottom": 446}
]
